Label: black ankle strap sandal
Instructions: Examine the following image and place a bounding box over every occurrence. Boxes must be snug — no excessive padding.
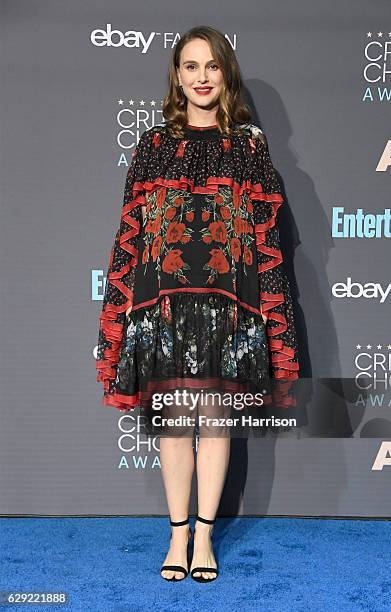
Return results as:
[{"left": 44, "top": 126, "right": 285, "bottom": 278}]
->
[
  {"left": 190, "top": 515, "right": 219, "bottom": 583},
  {"left": 160, "top": 517, "right": 193, "bottom": 581},
  {"left": 196, "top": 516, "right": 215, "bottom": 525}
]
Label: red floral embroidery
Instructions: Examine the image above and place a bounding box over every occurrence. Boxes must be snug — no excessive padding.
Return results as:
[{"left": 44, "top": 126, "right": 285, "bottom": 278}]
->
[
  {"left": 230, "top": 237, "right": 241, "bottom": 262},
  {"left": 198, "top": 185, "right": 256, "bottom": 285},
  {"left": 208, "top": 221, "right": 228, "bottom": 244},
  {"left": 166, "top": 221, "right": 186, "bottom": 243},
  {"left": 156, "top": 187, "right": 167, "bottom": 208},
  {"left": 142, "top": 244, "right": 149, "bottom": 264},
  {"left": 162, "top": 249, "right": 187, "bottom": 275},
  {"left": 248, "top": 137, "right": 256, "bottom": 154},
  {"left": 164, "top": 207, "right": 176, "bottom": 220},
  {"left": 233, "top": 193, "right": 241, "bottom": 211},
  {"left": 152, "top": 132, "right": 161, "bottom": 148},
  {"left": 142, "top": 187, "right": 195, "bottom": 284},
  {"left": 233, "top": 216, "right": 243, "bottom": 236},
  {"left": 220, "top": 206, "right": 231, "bottom": 220},
  {"left": 206, "top": 249, "right": 230, "bottom": 275},
  {"left": 243, "top": 245, "right": 252, "bottom": 265},
  {"left": 176, "top": 140, "right": 188, "bottom": 157},
  {"left": 160, "top": 294, "right": 172, "bottom": 323},
  {"left": 151, "top": 235, "right": 162, "bottom": 261},
  {"left": 145, "top": 213, "right": 162, "bottom": 235}
]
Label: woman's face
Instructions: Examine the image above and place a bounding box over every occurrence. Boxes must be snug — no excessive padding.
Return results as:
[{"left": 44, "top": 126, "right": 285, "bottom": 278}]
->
[{"left": 176, "top": 38, "right": 224, "bottom": 115}]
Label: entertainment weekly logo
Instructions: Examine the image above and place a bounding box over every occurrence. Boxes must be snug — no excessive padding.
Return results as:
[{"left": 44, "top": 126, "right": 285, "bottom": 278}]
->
[
  {"left": 363, "top": 30, "right": 391, "bottom": 102},
  {"left": 331, "top": 207, "right": 391, "bottom": 238},
  {"left": 90, "top": 24, "right": 237, "bottom": 52}
]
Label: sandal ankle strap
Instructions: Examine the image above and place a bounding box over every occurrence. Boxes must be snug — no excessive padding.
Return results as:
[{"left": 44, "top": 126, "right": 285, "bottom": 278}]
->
[
  {"left": 169, "top": 517, "right": 189, "bottom": 526},
  {"left": 196, "top": 515, "right": 215, "bottom": 524}
]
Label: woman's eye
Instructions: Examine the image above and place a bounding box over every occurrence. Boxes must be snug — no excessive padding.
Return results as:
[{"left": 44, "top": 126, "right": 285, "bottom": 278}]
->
[{"left": 186, "top": 64, "right": 219, "bottom": 70}]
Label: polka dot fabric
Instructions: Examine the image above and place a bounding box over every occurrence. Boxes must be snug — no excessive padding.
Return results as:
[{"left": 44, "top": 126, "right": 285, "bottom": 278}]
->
[{"left": 96, "top": 122, "right": 299, "bottom": 412}]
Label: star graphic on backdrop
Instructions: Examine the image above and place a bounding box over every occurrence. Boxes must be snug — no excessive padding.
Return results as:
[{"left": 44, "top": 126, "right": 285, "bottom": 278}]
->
[{"left": 366, "top": 32, "right": 389, "bottom": 37}]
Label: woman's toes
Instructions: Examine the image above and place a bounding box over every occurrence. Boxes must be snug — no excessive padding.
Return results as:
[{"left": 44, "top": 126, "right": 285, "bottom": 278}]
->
[
  {"left": 192, "top": 570, "right": 214, "bottom": 579},
  {"left": 161, "top": 569, "right": 183, "bottom": 580}
]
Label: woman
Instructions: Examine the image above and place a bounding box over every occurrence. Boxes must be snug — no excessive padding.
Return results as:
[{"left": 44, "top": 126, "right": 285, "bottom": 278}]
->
[{"left": 96, "top": 25, "right": 299, "bottom": 582}]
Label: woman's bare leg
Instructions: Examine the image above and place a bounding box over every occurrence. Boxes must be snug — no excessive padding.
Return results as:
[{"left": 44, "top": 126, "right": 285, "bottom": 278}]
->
[
  {"left": 190, "top": 391, "right": 231, "bottom": 579},
  {"left": 159, "top": 400, "right": 195, "bottom": 580}
]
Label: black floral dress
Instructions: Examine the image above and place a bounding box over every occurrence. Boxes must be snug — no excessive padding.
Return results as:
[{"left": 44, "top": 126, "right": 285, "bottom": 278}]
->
[{"left": 96, "top": 122, "right": 299, "bottom": 413}]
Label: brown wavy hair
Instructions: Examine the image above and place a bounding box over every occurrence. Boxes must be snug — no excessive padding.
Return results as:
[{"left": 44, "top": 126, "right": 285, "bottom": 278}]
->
[{"left": 162, "top": 25, "right": 252, "bottom": 139}]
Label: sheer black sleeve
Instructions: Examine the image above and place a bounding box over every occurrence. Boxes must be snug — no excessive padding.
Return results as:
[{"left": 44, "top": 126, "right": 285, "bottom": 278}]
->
[
  {"left": 251, "top": 128, "right": 300, "bottom": 379},
  {"left": 96, "top": 129, "right": 152, "bottom": 405}
]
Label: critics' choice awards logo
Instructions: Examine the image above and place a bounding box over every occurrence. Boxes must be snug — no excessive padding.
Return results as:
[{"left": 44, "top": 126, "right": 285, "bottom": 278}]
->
[
  {"left": 363, "top": 31, "right": 391, "bottom": 101},
  {"left": 355, "top": 344, "right": 391, "bottom": 397},
  {"left": 353, "top": 343, "right": 391, "bottom": 471},
  {"left": 116, "top": 100, "right": 163, "bottom": 161},
  {"left": 117, "top": 414, "right": 161, "bottom": 470},
  {"left": 354, "top": 344, "right": 391, "bottom": 435}
]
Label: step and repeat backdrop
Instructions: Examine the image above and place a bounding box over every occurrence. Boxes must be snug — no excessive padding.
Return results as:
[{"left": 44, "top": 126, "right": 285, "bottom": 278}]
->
[{"left": 1, "top": 1, "right": 390, "bottom": 517}]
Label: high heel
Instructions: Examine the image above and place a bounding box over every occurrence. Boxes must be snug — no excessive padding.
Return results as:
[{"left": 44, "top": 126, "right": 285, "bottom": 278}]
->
[
  {"left": 190, "top": 515, "right": 218, "bottom": 583},
  {"left": 160, "top": 517, "right": 192, "bottom": 581}
]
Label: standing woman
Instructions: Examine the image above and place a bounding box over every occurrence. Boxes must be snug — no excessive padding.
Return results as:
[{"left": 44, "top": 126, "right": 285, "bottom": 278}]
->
[{"left": 96, "top": 25, "right": 299, "bottom": 582}]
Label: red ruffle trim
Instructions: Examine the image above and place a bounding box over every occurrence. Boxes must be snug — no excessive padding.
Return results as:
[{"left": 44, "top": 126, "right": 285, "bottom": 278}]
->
[
  {"left": 101, "top": 390, "right": 141, "bottom": 412},
  {"left": 96, "top": 191, "right": 145, "bottom": 402},
  {"left": 96, "top": 175, "right": 298, "bottom": 411},
  {"left": 254, "top": 199, "right": 299, "bottom": 380},
  {"left": 132, "top": 176, "right": 284, "bottom": 201}
]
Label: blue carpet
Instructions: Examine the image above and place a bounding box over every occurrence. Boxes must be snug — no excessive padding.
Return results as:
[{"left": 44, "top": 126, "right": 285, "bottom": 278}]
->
[{"left": 0, "top": 517, "right": 390, "bottom": 612}]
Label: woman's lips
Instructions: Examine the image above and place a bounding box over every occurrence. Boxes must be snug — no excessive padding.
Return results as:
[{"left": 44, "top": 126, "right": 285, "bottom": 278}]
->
[{"left": 194, "top": 87, "right": 213, "bottom": 95}]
